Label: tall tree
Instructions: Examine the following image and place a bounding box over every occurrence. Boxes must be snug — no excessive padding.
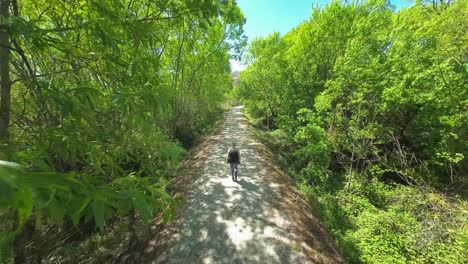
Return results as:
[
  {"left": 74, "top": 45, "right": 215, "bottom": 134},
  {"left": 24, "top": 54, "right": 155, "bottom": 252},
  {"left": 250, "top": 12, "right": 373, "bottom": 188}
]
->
[{"left": 0, "top": 0, "right": 10, "bottom": 140}]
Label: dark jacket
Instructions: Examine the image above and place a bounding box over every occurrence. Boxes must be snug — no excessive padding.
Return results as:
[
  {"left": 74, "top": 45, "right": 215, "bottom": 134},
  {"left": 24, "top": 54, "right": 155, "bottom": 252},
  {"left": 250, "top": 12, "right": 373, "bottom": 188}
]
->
[{"left": 227, "top": 149, "right": 240, "bottom": 164}]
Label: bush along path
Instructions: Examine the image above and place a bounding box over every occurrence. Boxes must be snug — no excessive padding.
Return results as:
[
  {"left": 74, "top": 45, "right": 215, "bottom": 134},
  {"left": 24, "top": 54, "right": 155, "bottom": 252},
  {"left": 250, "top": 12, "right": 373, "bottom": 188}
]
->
[{"left": 137, "top": 106, "right": 343, "bottom": 264}]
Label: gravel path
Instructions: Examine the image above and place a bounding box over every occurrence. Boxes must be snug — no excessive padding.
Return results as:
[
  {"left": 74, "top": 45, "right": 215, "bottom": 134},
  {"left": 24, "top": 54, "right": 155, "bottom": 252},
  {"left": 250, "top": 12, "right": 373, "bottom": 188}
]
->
[{"left": 150, "top": 106, "right": 343, "bottom": 264}]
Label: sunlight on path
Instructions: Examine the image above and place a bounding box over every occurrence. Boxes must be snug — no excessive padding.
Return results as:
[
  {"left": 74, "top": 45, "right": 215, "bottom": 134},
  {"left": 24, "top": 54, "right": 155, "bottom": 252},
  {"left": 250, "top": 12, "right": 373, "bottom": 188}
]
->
[{"left": 155, "top": 106, "right": 342, "bottom": 264}]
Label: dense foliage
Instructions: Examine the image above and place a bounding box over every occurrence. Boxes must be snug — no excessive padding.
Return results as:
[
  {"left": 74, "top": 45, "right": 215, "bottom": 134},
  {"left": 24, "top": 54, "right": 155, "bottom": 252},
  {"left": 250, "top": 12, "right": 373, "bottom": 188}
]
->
[
  {"left": 238, "top": 0, "right": 467, "bottom": 262},
  {"left": 0, "top": 0, "right": 245, "bottom": 262}
]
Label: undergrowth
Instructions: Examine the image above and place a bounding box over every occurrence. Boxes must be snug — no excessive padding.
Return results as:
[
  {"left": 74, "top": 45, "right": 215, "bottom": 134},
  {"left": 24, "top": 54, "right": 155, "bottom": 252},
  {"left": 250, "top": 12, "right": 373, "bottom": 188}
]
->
[{"left": 252, "top": 125, "right": 468, "bottom": 264}]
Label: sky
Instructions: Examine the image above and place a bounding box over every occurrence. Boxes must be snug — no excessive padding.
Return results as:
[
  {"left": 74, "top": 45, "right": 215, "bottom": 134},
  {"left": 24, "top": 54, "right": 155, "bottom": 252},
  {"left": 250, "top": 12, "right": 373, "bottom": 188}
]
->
[{"left": 230, "top": 0, "right": 414, "bottom": 72}]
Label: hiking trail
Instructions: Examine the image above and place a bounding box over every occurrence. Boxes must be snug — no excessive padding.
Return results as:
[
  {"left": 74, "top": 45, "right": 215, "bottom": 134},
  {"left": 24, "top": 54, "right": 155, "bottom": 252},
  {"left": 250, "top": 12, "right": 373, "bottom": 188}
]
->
[{"left": 142, "top": 106, "right": 343, "bottom": 264}]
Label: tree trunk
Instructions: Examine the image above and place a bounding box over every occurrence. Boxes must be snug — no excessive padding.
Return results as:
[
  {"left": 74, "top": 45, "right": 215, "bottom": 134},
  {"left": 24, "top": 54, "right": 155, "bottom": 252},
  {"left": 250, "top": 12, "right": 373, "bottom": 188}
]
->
[{"left": 0, "top": 0, "right": 11, "bottom": 140}]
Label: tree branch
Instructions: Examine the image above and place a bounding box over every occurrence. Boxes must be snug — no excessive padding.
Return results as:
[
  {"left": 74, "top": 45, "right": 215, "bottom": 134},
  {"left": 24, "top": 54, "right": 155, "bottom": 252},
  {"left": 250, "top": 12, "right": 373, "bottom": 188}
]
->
[
  {"left": 12, "top": 0, "right": 18, "bottom": 16},
  {"left": 134, "top": 9, "right": 203, "bottom": 23},
  {"left": 11, "top": 38, "right": 35, "bottom": 77},
  {"left": 186, "top": 26, "right": 231, "bottom": 92},
  {"left": 10, "top": 68, "right": 83, "bottom": 84}
]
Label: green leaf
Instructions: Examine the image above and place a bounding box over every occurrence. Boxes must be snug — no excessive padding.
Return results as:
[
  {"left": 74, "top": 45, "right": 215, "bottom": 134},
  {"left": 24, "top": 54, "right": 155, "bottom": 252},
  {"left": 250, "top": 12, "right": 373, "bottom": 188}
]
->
[
  {"left": 68, "top": 86, "right": 100, "bottom": 96},
  {"left": 134, "top": 192, "right": 151, "bottom": 223},
  {"left": 49, "top": 199, "right": 66, "bottom": 223},
  {"left": 70, "top": 197, "right": 93, "bottom": 226},
  {"left": 162, "top": 205, "right": 175, "bottom": 223},
  {"left": 114, "top": 194, "right": 132, "bottom": 216},
  {"left": 0, "top": 232, "right": 16, "bottom": 263},
  {"left": 0, "top": 160, "right": 24, "bottom": 171},
  {"left": 16, "top": 187, "right": 34, "bottom": 231},
  {"left": 35, "top": 210, "right": 42, "bottom": 232},
  {"left": 0, "top": 179, "right": 14, "bottom": 202},
  {"left": 92, "top": 199, "right": 105, "bottom": 232}
]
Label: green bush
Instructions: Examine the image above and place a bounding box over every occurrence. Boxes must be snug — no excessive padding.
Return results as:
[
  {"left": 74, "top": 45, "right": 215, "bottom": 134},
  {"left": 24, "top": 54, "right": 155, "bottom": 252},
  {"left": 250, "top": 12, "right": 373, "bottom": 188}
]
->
[
  {"left": 239, "top": 0, "right": 468, "bottom": 262},
  {"left": 301, "top": 181, "right": 468, "bottom": 263},
  {"left": 293, "top": 109, "right": 331, "bottom": 184}
]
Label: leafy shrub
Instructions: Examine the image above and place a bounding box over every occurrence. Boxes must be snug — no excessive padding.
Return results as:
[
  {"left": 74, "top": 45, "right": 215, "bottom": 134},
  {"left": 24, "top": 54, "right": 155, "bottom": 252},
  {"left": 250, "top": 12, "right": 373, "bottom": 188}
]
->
[
  {"left": 301, "top": 181, "right": 468, "bottom": 263},
  {"left": 0, "top": 161, "right": 174, "bottom": 263},
  {"left": 293, "top": 109, "right": 331, "bottom": 184}
]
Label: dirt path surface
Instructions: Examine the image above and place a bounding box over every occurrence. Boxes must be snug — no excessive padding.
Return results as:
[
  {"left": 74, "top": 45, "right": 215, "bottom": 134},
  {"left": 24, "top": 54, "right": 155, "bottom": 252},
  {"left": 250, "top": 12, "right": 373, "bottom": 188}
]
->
[{"left": 145, "top": 106, "right": 343, "bottom": 263}]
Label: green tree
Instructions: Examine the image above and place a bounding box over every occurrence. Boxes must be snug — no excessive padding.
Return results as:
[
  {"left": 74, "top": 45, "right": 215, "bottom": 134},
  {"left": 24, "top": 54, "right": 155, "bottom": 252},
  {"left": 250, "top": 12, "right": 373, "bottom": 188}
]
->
[
  {"left": 0, "top": 0, "right": 246, "bottom": 262},
  {"left": 238, "top": 0, "right": 468, "bottom": 262}
]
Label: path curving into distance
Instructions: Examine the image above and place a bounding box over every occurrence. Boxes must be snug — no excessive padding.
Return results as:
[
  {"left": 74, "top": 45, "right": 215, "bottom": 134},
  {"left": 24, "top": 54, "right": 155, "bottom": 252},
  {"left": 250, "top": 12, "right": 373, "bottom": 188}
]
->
[{"left": 146, "top": 106, "right": 343, "bottom": 264}]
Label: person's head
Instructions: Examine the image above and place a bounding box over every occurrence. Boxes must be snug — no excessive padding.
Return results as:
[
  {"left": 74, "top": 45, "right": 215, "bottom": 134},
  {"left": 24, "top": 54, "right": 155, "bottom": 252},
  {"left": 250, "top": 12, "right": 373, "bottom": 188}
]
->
[{"left": 231, "top": 142, "right": 236, "bottom": 149}]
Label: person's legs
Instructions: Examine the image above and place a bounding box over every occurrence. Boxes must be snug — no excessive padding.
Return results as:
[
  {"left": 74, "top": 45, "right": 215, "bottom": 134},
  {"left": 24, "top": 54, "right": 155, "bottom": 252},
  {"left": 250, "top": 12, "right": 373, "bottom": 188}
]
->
[
  {"left": 234, "top": 163, "right": 238, "bottom": 180},
  {"left": 230, "top": 163, "right": 235, "bottom": 180}
]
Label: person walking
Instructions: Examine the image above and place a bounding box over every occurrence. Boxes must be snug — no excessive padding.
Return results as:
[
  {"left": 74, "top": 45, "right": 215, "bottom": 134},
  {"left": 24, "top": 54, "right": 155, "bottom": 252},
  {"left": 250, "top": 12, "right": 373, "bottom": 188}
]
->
[{"left": 227, "top": 142, "right": 241, "bottom": 181}]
